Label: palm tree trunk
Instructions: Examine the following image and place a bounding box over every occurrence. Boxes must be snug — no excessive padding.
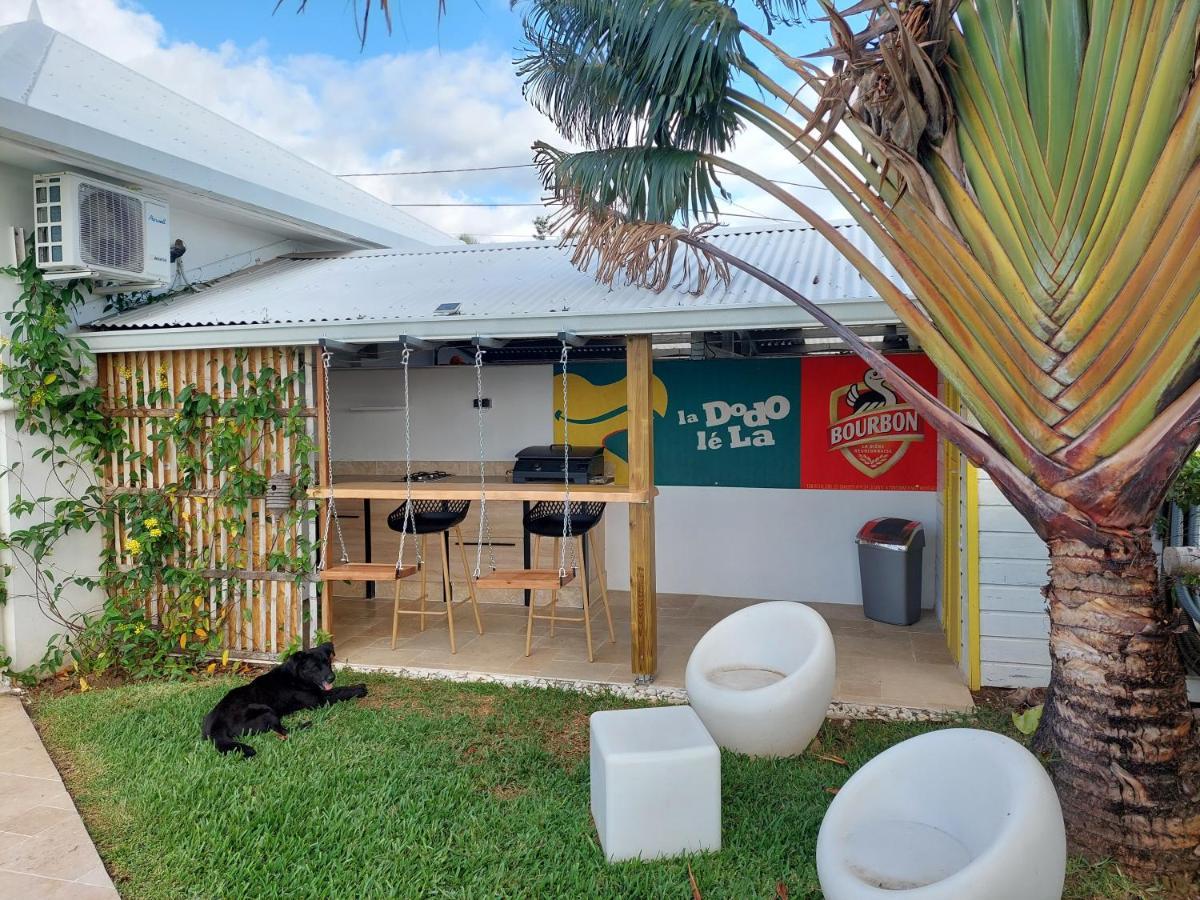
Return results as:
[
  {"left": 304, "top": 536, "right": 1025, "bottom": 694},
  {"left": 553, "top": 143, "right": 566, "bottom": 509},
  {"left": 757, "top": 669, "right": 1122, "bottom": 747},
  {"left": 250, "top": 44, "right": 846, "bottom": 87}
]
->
[{"left": 1034, "top": 532, "right": 1200, "bottom": 877}]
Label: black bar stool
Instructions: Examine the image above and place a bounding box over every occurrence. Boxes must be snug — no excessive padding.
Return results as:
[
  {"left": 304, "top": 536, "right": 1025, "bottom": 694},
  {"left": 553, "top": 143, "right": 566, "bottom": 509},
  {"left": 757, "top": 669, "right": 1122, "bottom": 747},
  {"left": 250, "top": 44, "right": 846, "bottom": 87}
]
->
[
  {"left": 386, "top": 500, "right": 483, "bottom": 652},
  {"left": 522, "top": 500, "right": 615, "bottom": 661}
]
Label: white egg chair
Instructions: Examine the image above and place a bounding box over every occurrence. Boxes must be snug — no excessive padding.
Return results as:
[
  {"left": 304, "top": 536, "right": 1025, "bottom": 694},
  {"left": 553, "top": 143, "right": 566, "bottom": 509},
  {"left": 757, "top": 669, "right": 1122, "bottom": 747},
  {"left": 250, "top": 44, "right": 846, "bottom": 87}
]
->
[
  {"left": 817, "top": 728, "right": 1066, "bottom": 900},
  {"left": 685, "top": 601, "right": 835, "bottom": 757}
]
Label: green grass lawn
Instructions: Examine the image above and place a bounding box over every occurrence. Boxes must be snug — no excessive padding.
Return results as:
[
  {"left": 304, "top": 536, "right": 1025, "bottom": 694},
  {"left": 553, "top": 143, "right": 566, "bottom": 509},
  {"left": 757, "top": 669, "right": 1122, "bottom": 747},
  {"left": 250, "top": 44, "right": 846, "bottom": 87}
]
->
[{"left": 30, "top": 674, "right": 1153, "bottom": 899}]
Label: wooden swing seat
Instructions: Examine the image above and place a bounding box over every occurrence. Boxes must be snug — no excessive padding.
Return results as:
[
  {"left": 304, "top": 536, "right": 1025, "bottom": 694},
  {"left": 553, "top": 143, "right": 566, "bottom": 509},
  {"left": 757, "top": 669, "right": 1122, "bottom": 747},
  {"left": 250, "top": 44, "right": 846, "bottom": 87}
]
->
[
  {"left": 474, "top": 568, "right": 575, "bottom": 590},
  {"left": 320, "top": 562, "right": 419, "bottom": 582}
]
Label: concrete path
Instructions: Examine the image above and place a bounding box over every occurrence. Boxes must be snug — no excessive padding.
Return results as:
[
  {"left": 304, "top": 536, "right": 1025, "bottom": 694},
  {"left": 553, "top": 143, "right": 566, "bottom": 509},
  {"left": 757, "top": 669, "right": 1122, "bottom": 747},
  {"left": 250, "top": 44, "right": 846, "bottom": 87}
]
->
[{"left": 0, "top": 693, "right": 119, "bottom": 898}]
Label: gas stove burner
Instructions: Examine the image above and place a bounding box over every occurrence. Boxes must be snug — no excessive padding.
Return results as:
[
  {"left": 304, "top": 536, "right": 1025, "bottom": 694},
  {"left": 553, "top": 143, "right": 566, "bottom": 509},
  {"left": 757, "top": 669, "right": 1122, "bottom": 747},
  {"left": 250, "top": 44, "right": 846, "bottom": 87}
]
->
[{"left": 406, "top": 470, "right": 451, "bottom": 482}]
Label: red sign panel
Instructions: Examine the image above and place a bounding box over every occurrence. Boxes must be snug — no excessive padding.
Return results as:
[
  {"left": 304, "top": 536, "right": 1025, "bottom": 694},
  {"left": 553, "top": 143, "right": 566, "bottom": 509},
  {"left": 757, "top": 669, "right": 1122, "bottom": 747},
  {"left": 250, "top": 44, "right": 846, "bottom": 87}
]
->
[{"left": 800, "top": 353, "right": 939, "bottom": 491}]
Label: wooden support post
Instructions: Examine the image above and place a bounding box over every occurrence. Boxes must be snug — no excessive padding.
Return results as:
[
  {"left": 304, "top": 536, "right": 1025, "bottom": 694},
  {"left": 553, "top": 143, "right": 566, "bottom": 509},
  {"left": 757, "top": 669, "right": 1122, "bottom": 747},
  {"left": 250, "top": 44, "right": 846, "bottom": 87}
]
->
[
  {"left": 626, "top": 335, "right": 657, "bottom": 681},
  {"left": 313, "top": 349, "right": 332, "bottom": 637}
]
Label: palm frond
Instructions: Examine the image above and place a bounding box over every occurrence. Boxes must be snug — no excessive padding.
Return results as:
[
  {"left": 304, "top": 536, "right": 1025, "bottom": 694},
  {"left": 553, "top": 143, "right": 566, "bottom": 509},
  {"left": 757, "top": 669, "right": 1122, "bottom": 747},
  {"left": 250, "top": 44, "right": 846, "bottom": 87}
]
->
[
  {"left": 516, "top": 0, "right": 744, "bottom": 151},
  {"left": 544, "top": 203, "right": 729, "bottom": 294},
  {"left": 748, "top": 0, "right": 811, "bottom": 33},
  {"left": 533, "top": 143, "right": 728, "bottom": 224}
]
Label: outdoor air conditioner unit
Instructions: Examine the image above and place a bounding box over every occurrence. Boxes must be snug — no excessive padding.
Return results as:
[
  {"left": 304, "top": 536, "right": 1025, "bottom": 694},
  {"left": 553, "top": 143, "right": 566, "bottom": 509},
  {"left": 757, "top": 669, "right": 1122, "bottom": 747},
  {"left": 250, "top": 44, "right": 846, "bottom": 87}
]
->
[{"left": 32, "top": 172, "right": 170, "bottom": 287}]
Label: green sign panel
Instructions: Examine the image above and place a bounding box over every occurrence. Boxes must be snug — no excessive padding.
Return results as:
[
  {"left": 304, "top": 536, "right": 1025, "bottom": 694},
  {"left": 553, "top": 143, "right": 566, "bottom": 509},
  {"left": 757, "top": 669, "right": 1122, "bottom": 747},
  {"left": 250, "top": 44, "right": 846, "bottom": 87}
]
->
[{"left": 555, "top": 358, "right": 801, "bottom": 488}]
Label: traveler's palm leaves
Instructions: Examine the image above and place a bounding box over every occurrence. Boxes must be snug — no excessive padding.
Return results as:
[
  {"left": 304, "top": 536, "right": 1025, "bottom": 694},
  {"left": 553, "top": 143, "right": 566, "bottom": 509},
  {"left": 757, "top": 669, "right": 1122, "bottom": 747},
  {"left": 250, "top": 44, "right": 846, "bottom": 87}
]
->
[{"left": 520, "top": 0, "right": 1200, "bottom": 540}]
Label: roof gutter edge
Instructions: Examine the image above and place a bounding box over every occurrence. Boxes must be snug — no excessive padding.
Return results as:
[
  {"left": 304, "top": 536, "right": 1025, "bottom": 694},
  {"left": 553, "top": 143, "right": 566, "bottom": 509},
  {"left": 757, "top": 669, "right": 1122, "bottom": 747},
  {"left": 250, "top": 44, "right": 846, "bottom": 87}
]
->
[{"left": 74, "top": 301, "right": 899, "bottom": 353}]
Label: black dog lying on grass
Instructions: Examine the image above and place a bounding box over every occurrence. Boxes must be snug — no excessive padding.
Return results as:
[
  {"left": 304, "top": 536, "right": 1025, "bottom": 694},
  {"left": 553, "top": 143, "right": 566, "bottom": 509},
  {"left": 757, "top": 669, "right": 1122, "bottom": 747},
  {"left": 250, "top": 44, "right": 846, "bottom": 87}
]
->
[{"left": 202, "top": 642, "right": 367, "bottom": 757}]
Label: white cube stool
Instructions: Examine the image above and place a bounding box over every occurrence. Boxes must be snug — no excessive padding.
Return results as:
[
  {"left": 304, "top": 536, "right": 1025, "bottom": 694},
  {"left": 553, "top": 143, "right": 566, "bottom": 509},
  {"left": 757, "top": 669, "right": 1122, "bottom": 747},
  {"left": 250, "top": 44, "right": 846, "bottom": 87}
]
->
[{"left": 590, "top": 705, "right": 721, "bottom": 862}]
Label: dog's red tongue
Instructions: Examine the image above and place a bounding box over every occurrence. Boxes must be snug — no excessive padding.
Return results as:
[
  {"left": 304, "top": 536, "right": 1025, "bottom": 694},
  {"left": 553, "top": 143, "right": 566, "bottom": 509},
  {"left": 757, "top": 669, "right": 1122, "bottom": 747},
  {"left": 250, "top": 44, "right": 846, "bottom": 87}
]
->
[{"left": 321, "top": 681, "right": 333, "bottom": 691}]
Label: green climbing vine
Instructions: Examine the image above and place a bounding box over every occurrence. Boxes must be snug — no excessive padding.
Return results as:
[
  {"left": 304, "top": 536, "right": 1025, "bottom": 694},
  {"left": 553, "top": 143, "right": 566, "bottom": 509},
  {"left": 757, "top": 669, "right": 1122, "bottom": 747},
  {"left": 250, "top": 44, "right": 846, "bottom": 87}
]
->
[{"left": 1, "top": 251, "right": 319, "bottom": 685}]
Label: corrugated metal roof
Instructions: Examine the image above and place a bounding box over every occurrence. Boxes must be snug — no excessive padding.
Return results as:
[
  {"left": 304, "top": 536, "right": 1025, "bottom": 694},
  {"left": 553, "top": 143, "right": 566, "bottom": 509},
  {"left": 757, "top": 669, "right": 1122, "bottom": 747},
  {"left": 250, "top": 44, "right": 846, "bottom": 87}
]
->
[
  {"left": 87, "top": 223, "right": 908, "bottom": 340},
  {"left": 0, "top": 18, "right": 448, "bottom": 249}
]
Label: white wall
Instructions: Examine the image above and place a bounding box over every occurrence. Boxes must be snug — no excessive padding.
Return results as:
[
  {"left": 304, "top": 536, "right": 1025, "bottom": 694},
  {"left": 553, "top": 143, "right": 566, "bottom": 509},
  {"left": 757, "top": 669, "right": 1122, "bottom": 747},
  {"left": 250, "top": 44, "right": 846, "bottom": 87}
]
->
[
  {"left": 605, "top": 486, "right": 938, "bottom": 607},
  {"left": 332, "top": 365, "right": 552, "bottom": 463},
  {"left": 0, "top": 160, "right": 319, "bottom": 671},
  {"left": 331, "top": 365, "right": 941, "bottom": 608},
  {"left": 977, "top": 470, "right": 1052, "bottom": 687},
  {"left": 1, "top": 162, "right": 111, "bottom": 671},
  {"left": 167, "top": 206, "right": 307, "bottom": 287}
]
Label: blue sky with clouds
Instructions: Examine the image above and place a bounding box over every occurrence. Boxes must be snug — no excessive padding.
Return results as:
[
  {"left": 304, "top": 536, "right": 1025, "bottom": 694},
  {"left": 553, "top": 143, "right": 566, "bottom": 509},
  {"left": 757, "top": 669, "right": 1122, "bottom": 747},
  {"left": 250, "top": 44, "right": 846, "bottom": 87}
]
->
[
  {"left": 5, "top": 0, "right": 841, "bottom": 242},
  {"left": 141, "top": 1, "right": 525, "bottom": 60}
]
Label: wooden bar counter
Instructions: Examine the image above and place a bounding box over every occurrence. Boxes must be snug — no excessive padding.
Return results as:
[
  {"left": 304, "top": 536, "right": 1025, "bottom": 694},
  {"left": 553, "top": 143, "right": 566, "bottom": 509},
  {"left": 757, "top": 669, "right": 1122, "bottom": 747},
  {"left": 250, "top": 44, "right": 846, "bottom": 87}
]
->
[{"left": 309, "top": 476, "right": 654, "bottom": 504}]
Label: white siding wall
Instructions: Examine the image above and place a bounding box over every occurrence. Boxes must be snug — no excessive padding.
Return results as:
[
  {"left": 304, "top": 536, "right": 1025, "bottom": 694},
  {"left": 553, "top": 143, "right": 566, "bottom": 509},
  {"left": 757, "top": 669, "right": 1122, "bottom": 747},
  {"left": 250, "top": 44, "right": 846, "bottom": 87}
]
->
[
  {"left": 331, "top": 366, "right": 941, "bottom": 608},
  {"left": 977, "top": 470, "right": 1052, "bottom": 687}
]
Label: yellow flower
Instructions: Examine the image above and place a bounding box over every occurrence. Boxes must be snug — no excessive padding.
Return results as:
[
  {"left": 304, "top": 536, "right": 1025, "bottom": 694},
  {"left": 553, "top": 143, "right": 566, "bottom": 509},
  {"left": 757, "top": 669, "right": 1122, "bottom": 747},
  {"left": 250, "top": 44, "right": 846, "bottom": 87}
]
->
[
  {"left": 195, "top": 627, "right": 208, "bottom": 640},
  {"left": 118, "top": 366, "right": 133, "bottom": 379},
  {"left": 29, "top": 390, "right": 45, "bottom": 407},
  {"left": 143, "top": 517, "right": 159, "bottom": 529},
  {"left": 148, "top": 527, "right": 162, "bottom": 538},
  {"left": 78, "top": 676, "right": 90, "bottom": 693},
  {"left": 179, "top": 633, "right": 188, "bottom": 650},
  {"left": 125, "top": 537, "right": 142, "bottom": 555},
  {"left": 206, "top": 662, "right": 217, "bottom": 674},
  {"left": 133, "top": 623, "right": 145, "bottom": 635}
]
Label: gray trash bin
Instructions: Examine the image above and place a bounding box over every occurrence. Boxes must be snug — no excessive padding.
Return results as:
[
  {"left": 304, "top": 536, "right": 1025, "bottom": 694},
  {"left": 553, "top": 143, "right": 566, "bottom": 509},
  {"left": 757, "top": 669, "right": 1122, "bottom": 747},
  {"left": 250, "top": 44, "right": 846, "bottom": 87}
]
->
[{"left": 856, "top": 518, "right": 925, "bottom": 626}]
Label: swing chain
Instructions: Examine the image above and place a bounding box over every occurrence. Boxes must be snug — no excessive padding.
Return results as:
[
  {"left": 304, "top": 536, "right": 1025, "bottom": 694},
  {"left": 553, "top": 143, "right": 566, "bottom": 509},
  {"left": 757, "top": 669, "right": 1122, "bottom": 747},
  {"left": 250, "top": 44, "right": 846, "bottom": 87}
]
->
[
  {"left": 559, "top": 340, "right": 577, "bottom": 579},
  {"left": 473, "top": 343, "right": 496, "bottom": 578},
  {"left": 395, "top": 344, "right": 421, "bottom": 573},
  {"left": 320, "top": 350, "right": 349, "bottom": 566}
]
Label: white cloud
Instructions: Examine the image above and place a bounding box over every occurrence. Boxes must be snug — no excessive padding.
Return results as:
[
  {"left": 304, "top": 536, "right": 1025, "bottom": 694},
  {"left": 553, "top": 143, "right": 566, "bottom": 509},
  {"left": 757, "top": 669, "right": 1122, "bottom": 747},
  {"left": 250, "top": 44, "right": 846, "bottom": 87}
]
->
[
  {"left": 1, "top": 0, "right": 853, "bottom": 242},
  {"left": 2, "top": 0, "right": 554, "bottom": 241}
]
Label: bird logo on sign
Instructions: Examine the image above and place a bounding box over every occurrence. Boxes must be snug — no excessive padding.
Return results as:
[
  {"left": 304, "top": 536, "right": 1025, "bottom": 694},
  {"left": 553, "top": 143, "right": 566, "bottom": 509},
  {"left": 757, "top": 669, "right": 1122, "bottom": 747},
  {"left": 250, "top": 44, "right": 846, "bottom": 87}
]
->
[{"left": 828, "top": 368, "right": 924, "bottom": 477}]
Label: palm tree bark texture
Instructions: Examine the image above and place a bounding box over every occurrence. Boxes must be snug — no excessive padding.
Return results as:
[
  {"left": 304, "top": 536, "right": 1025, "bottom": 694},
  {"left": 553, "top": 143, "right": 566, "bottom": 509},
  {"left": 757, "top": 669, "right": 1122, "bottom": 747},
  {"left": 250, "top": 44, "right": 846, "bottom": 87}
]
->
[{"left": 514, "top": 0, "right": 1200, "bottom": 878}]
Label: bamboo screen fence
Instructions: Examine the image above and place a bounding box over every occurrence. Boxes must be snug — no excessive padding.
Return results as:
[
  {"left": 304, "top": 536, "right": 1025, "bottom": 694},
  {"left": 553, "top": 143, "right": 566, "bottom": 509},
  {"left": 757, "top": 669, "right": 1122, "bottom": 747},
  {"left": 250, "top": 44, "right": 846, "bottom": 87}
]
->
[{"left": 100, "top": 346, "right": 318, "bottom": 656}]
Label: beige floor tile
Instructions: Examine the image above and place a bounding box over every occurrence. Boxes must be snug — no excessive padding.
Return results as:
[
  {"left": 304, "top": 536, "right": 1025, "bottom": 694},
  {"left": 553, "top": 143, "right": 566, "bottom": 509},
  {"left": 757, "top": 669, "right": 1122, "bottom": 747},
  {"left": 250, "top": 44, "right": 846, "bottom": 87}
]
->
[
  {"left": 75, "top": 865, "right": 116, "bottom": 888},
  {"left": 393, "top": 627, "right": 479, "bottom": 653},
  {"left": 835, "top": 635, "right": 917, "bottom": 663},
  {"left": 836, "top": 681, "right": 885, "bottom": 703},
  {"left": 0, "top": 748, "right": 61, "bottom": 782},
  {"left": 0, "top": 868, "right": 119, "bottom": 900},
  {"left": 913, "top": 646, "right": 957, "bottom": 665},
  {"left": 910, "top": 632, "right": 954, "bottom": 653},
  {"left": 0, "top": 704, "right": 32, "bottom": 729},
  {"left": 0, "top": 804, "right": 76, "bottom": 839},
  {"left": 0, "top": 818, "right": 110, "bottom": 882},
  {"left": 0, "top": 700, "right": 116, "bottom": 897},
  {"left": 331, "top": 595, "right": 972, "bottom": 712},
  {"left": 338, "top": 646, "right": 416, "bottom": 668},
  {"left": 0, "top": 777, "right": 74, "bottom": 824},
  {"left": 0, "top": 831, "right": 31, "bottom": 853}
]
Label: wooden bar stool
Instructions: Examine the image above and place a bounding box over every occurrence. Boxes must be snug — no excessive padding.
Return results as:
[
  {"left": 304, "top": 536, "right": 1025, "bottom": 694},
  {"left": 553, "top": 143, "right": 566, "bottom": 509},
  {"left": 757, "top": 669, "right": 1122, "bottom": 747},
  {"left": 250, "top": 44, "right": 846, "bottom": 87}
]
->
[
  {"left": 387, "top": 500, "right": 483, "bottom": 653},
  {"left": 522, "top": 501, "right": 615, "bottom": 661}
]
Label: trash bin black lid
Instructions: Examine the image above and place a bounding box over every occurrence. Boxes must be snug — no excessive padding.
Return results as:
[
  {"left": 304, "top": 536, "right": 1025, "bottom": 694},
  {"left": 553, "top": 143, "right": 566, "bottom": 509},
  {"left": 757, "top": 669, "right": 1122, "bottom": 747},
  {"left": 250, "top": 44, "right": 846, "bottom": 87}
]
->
[{"left": 856, "top": 517, "right": 923, "bottom": 547}]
